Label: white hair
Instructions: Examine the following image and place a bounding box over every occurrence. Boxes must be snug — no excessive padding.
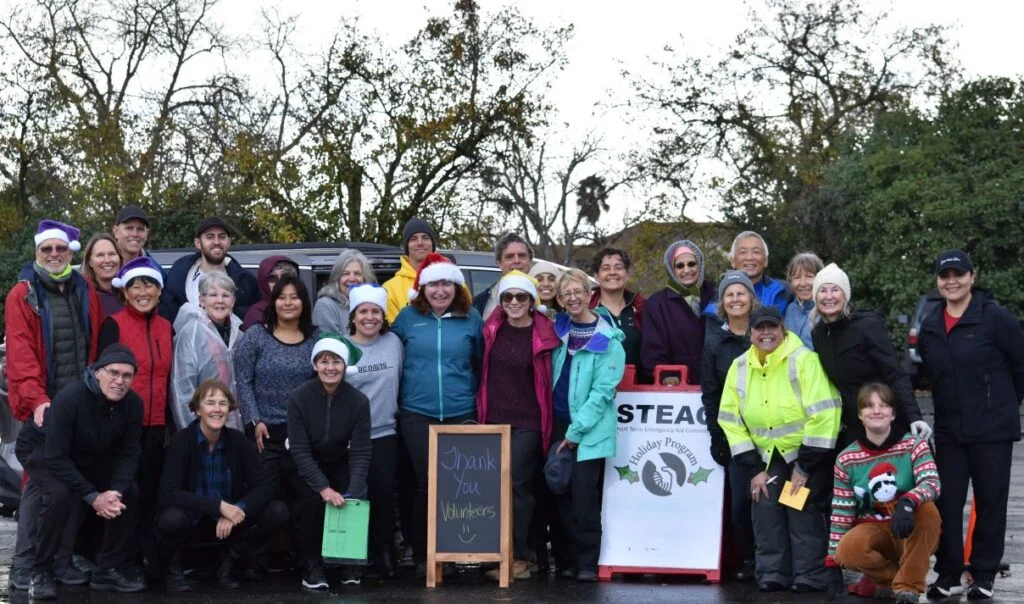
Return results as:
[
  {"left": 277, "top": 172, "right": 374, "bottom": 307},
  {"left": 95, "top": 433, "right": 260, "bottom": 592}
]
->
[{"left": 727, "top": 231, "right": 769, "bottom": 261}]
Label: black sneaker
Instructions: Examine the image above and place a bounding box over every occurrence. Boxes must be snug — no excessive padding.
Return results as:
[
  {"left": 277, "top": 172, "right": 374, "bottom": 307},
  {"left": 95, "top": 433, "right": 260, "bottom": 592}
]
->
[
  {"left": 55, "top": 560, "right": 91, "bottom": 585},
  {"left": 967, "top": 580, "right": 994, "bottom": 600},
  {"left": 733, "top": 558, "right": 756, "bottom": 582},
  {"left": 89, "top": 566, "right": 147, "bottom": 593},
  {"left": 759, "top": 580, "right": 787, "bottom": 592},
  {"left": 8, "top": 565, "right": 29, "bottom": 591},
  {"left": 29, "top": 570, "right": 58, "bottom": 600},
  {"left": 340, "top": 566, "right": 362, "bottom": 585},
  {"left": 301, "top": 559, "right": 329, "bottom": 591},
  {"left": 926, "top": 574, "right": 964, "bottom": 599}
]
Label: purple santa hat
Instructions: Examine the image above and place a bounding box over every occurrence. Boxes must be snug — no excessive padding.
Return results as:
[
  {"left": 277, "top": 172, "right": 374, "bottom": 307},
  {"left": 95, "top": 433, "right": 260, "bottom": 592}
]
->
[
  {"left": 34, "top": 219, "right": 82, "bottom": 253},
  {"left": 112, "top": 256, "right": 164, "bottom": 289}
]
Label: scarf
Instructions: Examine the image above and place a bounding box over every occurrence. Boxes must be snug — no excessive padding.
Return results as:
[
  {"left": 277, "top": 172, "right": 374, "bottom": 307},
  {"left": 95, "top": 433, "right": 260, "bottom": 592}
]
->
[{"left": 666, "top": 279, "right": 702, "bottom": 315}]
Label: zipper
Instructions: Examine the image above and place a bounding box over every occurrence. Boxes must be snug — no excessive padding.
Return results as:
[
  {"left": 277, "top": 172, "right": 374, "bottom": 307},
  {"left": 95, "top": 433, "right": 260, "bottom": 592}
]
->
[
  {"left": 436, "top": 316, "right": 444, "bottom": 421},
  {"left": 146, "top": 315, "right": 155, "bottom": 426},
  {"left": 324, "top": 392, "right": 333, "bottom": 447}
]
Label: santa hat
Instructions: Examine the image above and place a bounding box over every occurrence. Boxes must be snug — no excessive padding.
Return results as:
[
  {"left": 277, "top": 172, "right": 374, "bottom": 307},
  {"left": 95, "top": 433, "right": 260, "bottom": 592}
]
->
[
  {"left": 348, "top": 283, "right": 387, "bottom": 312},
  {"left": 34, "top": 219, "right": 81, "bottom": 252},
  {"left": 311, "top": 332, "right": 362, "bottom": 376},
  {"left": 112, "top": 256, "right": 164, "bottom": 289},
  {"left": 497, "top": 270, "right": 547, "bottom": 314},
  {"left": 408, "top": 253, "right": 464, "bottom": 300},
  {"left": 868, "top": 462, "right": 898, "bottom": 485}
]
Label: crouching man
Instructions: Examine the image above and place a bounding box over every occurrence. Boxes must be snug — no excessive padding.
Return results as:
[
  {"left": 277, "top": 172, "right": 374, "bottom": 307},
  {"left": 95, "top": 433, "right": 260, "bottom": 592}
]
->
[
  {"left": 156, "top": 379, "right": 288, "bottom": 592},
  {"left": 26, "top": 344, "right": 145, "bottom": 599}
]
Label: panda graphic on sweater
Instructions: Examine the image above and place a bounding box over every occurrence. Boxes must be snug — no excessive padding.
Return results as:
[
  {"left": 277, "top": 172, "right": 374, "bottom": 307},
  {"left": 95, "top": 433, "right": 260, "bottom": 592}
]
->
[{"left": 853, "top": 462, "right": 900, "bottom": 519}]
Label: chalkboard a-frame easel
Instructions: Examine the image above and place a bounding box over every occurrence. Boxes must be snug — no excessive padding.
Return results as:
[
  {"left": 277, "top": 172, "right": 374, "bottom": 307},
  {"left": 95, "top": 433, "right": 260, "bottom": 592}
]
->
[{"left": 427, "top": 424, "right": 512, "bottom": 587}]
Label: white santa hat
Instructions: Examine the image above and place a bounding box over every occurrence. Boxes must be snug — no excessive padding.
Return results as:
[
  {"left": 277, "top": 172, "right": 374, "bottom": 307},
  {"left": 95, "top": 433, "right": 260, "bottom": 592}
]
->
[
  {"left": 34, "top": 219, "right": 81, "bottom": 253},
  {"left": 408, "top": 253, "right": 465, "bottom": 300},
  {"left": 348, "top": 283, "right": 387, "bottom": 312},
  {"left": 497, "top": 270, "right": 547, "bottom": 315}
]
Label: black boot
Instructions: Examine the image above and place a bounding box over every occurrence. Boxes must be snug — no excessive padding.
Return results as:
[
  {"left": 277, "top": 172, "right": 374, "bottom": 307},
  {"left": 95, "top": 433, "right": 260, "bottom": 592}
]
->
[
  {"left": 163, "top": 551, "right": 191, "bottom": 593},
  {"left": 217, "top": 549, "right": 241, "bottom": 590}
]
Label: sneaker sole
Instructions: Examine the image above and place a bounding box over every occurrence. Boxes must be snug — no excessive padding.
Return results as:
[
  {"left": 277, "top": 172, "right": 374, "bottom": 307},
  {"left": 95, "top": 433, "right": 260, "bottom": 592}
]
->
[
  {"left": 927, "top": 586, "right": 965, "bottom": 599},
  {"left": 341, "top": 579, "right": 362, "bottom": 585},
  {"left": 302, "top": 580, "right": 329, "bottom": 590},
  {"left": 89, "top": 582, "right": 146, "bottom": 593},
  {"left": 967, "top": 587, "right": 994, "bottom": 600},
  {"left": 56, "top": 576, "right": 91, "bottom": 586}
]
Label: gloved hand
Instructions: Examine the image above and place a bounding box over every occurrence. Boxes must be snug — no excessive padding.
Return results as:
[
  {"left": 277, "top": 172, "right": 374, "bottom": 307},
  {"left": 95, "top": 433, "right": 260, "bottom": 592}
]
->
[
  {"left": 910, "top": 420, "right": 933, "bottom": 440},
  {"left": 710, "top": 433, "right": 731, "bottom": 467},
  {"left": 825, "top": 565, "right": 844, "bottom": 601},
  {"left": 890, "top": 498, "right": 915, "bottom": 539}
]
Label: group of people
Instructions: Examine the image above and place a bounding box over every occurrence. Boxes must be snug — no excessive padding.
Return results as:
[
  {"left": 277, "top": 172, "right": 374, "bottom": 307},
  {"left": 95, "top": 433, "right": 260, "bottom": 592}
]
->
[{"left": 3, "top": 209, "right": 1021, "bottom": 601}]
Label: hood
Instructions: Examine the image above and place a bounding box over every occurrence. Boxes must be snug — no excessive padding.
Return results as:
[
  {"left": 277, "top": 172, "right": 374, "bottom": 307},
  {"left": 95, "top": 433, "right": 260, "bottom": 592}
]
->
[
  {"left": 396, "top": 255, "right": 418, "bottom": 278},
  {"left": 173, "top": 300, "right": 242, "bottom": 335},
  {"left": 256, "top": 255, "right": 299, "bottom": 299},
  {"left": 747, "top": 330, "right": 805, "bottom": 369},
  {"left": 662, "top": 239, "right": 705, "bottom": 288}
]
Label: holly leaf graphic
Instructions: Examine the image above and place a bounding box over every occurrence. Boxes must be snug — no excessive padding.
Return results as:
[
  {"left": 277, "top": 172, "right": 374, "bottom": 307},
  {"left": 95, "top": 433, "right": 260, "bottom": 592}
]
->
[
  {"left": 687, "top": 466, "right": 713, "bottom": 485},
  {"left": 614, "top": 465, "right": 639, "bottom": 484}
]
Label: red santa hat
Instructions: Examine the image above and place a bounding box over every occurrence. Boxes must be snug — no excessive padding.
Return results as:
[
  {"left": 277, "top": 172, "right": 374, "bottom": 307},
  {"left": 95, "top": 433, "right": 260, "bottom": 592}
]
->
[
  {"left": 408, "top": 253, "right": 465, "bottom": 300},
  {"left": 868, "top": 462, "right": 898, "bottom": 485}
]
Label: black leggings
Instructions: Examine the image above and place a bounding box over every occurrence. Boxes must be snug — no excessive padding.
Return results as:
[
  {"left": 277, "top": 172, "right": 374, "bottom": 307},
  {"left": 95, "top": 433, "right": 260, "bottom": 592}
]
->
[{"left": 368, "top": 436, "right": 397, "bottom": 558}]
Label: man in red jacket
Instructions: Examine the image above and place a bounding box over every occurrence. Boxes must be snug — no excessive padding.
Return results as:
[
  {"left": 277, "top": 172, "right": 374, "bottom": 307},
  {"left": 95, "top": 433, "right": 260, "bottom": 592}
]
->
[{"left": 4, "top": 219, "right": 95, "bottom": 592}]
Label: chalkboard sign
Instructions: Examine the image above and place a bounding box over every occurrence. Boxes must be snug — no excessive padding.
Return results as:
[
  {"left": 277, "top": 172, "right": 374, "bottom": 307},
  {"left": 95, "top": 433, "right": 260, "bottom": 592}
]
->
[{"left": 427, "top": 424, "right": 511, "bottom": 587}]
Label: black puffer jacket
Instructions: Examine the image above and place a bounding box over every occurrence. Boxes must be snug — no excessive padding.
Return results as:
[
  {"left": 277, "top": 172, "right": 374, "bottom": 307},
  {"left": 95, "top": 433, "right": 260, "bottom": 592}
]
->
[
  {"left": 700, "top": 320, "right": 750, "bottom": 465},
  {"left": 812, "top": 309, "right": 922, "bottom": 444},
  {"left": 918, "top": 288, "right": 1024, "bottom": 443}
]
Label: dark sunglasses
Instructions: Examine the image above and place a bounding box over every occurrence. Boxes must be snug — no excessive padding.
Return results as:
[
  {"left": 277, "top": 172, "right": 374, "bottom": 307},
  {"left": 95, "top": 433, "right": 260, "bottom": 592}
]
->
[
  {"left": 39, "top": 245, "right": 70, "bottom": 255},
  {"left": 501, "top": 292, "right": 531, "bottom": 304},
  {"left": 674, "top": 261, "right": 698, "bottom": 269}
]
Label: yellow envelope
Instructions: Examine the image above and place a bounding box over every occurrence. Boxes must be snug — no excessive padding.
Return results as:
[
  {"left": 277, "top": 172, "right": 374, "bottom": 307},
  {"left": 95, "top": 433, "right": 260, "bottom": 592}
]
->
[{"left": 778, "top": 481, "right": 810, "bottom": 511}]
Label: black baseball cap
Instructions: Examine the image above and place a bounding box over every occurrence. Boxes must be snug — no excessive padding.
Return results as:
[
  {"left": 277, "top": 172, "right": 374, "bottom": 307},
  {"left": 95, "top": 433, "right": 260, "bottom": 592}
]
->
[
  {"left": 934, "top": 249, "right": 973, "bottom": 275},
  {"left": 115, "top": 205, "right": 149, "bottom": 226},
  {"left": 195, "top": 216, "right": 233, "bottom": 238},
  {"left": 750, "top": 306, "right": 784, "bottom": 329}
]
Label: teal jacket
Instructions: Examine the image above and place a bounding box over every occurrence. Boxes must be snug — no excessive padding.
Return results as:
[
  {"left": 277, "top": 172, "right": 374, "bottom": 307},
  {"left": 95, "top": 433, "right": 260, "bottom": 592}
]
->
[
  {"left": 392, "top": 304, "right": 484, "bottom": 420},
  {"left": 552, "top": 309, "right": 626, "bottom": 462}
]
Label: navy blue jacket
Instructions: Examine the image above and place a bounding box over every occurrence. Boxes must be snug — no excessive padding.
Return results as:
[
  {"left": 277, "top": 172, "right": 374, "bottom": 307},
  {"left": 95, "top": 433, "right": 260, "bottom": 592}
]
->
[
  {"left": 159, "top": 251, "right": 258, "bottom": 323},
  {"left": 918, "top": 289, "right": 1024, "bottom": 443}
]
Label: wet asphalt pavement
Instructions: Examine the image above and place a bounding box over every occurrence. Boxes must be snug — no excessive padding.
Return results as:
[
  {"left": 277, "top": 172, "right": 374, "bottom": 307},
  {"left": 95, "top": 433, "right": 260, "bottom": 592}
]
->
[{"left": 1, "top": 399, "right": 1021, "bottom": 603}]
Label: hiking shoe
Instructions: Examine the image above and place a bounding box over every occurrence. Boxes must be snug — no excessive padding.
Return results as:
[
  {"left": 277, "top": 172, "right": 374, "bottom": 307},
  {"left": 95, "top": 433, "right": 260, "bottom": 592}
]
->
[
  {"left": 8, "top": 565, "right": 29, "bottom": 591},
  {"left": 29, "top": 570, "right": 57, "bottom": 600},
  {"left": 301, "top": 559, "right": 329, "bottom": 591},
  {"left": 967, "top": 580, "right": 994, "bottom": 600},
  {"left": 926, "top": 574, "right": 964, "bottom": 599},
  {"left": 896, "top": 591, "right": 921, "bottom": 603},
  {"left": 485, "top": 559, "right": 531, "bottom": 581},
  {"left": 89, "top": 567, "right": 146, "bottom": 592},
  {"left": 55, "top": 560, "right": 91, "bottom": 585}
]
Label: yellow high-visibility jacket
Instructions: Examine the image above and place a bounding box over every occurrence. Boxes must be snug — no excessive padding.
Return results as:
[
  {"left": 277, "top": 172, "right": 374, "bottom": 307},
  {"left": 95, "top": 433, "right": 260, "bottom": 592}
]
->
[{"left": 718, "top": 331, "right": 841, "bottom": 469}]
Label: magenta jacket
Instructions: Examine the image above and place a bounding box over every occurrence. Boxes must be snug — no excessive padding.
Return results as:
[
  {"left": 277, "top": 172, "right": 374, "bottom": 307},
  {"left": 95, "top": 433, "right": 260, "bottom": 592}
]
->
[{"left": 477, "top": 309, "right": 561, "bottom": 453}]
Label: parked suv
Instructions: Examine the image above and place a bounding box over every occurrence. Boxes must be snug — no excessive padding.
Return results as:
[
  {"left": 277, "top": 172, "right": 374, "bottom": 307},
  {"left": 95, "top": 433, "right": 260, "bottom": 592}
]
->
[
  {"left": 147, "top": 242, "right": 502, "bottom": 298},
  {"left": 904, "top": 289, "right": 943, "bottom": 390}
]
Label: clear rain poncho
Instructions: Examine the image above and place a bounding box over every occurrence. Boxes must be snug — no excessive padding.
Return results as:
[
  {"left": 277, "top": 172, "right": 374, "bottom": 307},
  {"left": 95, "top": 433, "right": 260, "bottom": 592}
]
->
[{"left": 171, "top": 302, "right": 243, "bottom": 431}]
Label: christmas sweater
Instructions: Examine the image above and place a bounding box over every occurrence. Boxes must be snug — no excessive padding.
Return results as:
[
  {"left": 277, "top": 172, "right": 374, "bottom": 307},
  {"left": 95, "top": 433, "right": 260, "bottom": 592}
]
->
[{"left": 827, "top": 432, "right": 940, "bottom": 558}]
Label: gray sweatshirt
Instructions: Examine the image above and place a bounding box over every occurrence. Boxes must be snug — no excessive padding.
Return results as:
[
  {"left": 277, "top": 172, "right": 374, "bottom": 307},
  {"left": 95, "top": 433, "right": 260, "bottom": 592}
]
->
[
  {"left": 312, "top": 295, "right": 349, "bottom": 335},
  {"left": 347, "top": 332, "right": 403, "bottom": 439}
]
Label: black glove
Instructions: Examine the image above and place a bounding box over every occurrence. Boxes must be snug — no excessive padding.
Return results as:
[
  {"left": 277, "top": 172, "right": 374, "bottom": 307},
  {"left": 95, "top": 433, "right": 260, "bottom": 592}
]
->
[
  {"left": 890, "top": 498, "right": 915, "bottom": 539},
  {"left": 710, "top": 433, "right": 731, "bottom": 467},
  {"left": 825, "top": 566, "right": 844, "bottom": 601}
]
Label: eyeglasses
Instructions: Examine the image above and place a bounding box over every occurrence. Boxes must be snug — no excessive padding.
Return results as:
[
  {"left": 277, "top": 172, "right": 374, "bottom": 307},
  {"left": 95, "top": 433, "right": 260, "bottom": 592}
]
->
[
  {"left": 674, "top": 261, "right": 698, "bottom": 269},
  {"left": 558, "top": 289, "right": 588, "bottom": 300},
  {"left": 501, "top": 292, "right": 531, "bottom": 304},
  {"left": 102, "top": 368, "right": 135, "bottom": 382},
  {"left": 39, "top": 245, "right": 70, "bottom": 255}
]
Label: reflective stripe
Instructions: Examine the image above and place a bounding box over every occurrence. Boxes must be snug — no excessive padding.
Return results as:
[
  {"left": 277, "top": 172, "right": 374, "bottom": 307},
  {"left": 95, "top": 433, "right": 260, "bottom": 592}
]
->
[
  {"left": 802, "top": 436, "right": 837, "bottom": 449},
  {"left": 750, "top": 420, "right": 805, "bottom": 439},
  {"left": 734, "top": 356, "right": 748, "bottom": 414},
  {"left": 788, "top": 347, "right": 807, "bottom": 406},
  {"left": 718, "top": 410, "right": 744, "bottom": 425},
  {"left": 805, "top": 398, "right": 841, "bottom": 416},
  {"left": 780, "top": 449, "right": 799, "bottom": 463},
  {"left": 731, "top": 441, "right": 756, "bottom": 456}
]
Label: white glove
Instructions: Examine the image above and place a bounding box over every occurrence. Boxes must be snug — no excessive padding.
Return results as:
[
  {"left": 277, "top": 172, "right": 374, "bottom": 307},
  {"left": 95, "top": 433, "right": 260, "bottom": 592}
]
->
[{"left": 910, "top": 420, "right": 932, "bottom": 440}]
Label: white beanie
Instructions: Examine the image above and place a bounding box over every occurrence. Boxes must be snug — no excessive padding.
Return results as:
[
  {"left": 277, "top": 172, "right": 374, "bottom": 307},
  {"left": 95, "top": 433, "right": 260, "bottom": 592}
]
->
[
  {"left": 348, "top": 283, "right": 387, "bottom": 313},
  {"left": 528, "top": 260, "right": 564, "bottom": 281},
  {"left": 812, "top": 262, "right": 851, "bottom": 302},
  {"left": 497, "top": 270, "right": 547, "bottom": 314}
]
